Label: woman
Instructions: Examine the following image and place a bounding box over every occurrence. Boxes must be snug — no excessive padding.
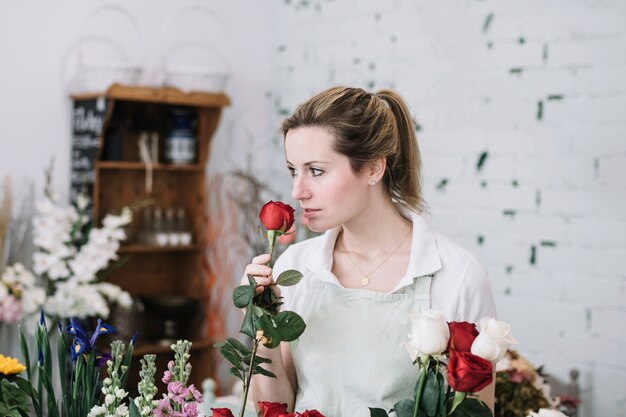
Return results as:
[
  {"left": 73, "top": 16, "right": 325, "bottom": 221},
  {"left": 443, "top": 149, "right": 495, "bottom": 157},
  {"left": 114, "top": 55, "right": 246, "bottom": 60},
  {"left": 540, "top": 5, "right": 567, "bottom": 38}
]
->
[{"left": 245, "top": 87, "right": 496, "bottom": 417}]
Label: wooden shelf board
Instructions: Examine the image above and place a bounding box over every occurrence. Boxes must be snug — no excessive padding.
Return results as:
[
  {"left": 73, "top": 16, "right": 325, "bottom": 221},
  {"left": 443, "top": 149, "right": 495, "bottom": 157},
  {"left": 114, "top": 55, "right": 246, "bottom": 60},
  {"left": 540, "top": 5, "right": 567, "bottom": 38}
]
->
[
  {"left": 71, "top": 84, "right": 231, "bottom": 108},
  {"left": 97, "top": 161, "right": 204, "bottom": 171},
  {"left": 132, "top": 338, "right": 214, "bottom": 357},
  {"left": 119, "top": 244, "right": 201, "bottom": 254}
]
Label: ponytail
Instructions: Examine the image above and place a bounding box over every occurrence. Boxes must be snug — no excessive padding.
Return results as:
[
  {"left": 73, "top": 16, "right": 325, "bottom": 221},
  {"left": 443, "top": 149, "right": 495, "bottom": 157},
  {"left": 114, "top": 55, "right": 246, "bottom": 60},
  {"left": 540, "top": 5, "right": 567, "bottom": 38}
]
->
[{"left": 376, "top": 89, "right": 424, "bottom": 213}]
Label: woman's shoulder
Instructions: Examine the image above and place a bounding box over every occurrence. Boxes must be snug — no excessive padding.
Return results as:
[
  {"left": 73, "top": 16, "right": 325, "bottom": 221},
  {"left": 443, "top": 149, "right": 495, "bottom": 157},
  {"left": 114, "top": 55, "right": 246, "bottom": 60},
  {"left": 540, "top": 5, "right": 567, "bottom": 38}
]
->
[{"left": 431, "top": 230, "right": 483, "bottom": 270}]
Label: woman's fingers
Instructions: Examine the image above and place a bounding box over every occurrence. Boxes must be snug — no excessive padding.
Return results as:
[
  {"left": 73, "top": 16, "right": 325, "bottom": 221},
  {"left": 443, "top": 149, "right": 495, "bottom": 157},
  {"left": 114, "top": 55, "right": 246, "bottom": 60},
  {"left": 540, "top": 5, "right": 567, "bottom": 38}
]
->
[
  {"left": 242, "top": 254, "right": 274, "bottom": 294},
  {"left": 252, "top": 254, "right": 272, "bottom": 264}
]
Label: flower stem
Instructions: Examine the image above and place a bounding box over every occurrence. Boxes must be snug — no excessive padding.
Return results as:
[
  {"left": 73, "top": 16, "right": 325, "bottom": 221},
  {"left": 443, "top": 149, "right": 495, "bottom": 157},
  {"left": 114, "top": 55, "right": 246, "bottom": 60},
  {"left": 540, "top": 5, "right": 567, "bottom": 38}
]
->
[
  {"left": 240, "top": 339, "right": 259, "bottom": 417},
  {"left": 413, "top": 356, "right": 430, "bottom": 417}
]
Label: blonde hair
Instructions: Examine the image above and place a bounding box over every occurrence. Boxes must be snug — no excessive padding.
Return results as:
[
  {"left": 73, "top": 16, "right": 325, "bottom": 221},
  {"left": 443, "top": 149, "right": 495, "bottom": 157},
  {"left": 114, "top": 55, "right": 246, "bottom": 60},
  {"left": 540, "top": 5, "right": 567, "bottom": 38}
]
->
[{"left": 282, "top": 86, "right": 425, "bottom": 212}]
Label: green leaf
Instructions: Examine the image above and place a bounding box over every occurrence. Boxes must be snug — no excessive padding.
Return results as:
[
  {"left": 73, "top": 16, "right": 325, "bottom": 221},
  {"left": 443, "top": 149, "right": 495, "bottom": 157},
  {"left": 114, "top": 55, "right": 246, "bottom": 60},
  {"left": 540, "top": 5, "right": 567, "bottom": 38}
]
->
[
  {"left": 129, "top": 399, "right": 142, "bottom": 417},
  {"left": 252, "top": 365, "right": 276, "bottom": 379},
  {"left": 233, "top": 285, "right": 256, "bottom": 309},
  {"left": 247, "top": 274, "right": 256, "bottom": 286},
  {"left": 240, "top": 303, "right": 257, "bottom": 338},
  {"left": 219, "top": 345, "right": 244, "bottom": 371},
  {"left": 229, "top": 367, "right": 244, "bottom": 381},
  {"left": 448, "top": 397, "right": 491, "bottom": 417},
  {"left": 393, "top": 399, "right": 416, "bottom": 417},
  {"left": 251, "top": 305, "right": 265, "bottom": 318},
  {"left": 369, "top": 408, "right": 390, "bottom": 417},
  {"left": 275, "top": 269, "right": 303, "bottom": 287},
  {"left": 437, "top": 372, "right": 445, "bottom": 416},
  {"left": 227, "top": 338, "right": 251, "bottom": 355},
  {"left": 273, "top": 311, "right": 306, "bottom": 342},
  {"left": 421, "top": 370, "right": 440, "bottom": 417}
]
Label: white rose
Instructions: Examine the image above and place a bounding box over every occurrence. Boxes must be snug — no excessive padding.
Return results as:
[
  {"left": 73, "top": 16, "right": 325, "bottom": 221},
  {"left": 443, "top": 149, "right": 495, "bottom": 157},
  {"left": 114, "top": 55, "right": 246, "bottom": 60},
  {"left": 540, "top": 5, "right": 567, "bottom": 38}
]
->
[
  {"left": 404, "top": 308, "right": 450, "bottom": 359},
  {"left": 471, "top": 317, "right": 519, "bottom": 363},
  {"left": 528, "top": 408, "right": 568, "bottom": 417}
]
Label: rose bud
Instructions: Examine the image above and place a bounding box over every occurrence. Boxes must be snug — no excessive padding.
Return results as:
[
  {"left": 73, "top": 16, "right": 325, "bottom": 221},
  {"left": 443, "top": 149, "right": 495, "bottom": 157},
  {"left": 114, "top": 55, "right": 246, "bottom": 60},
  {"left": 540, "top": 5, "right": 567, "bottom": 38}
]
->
[
  {"left": 258, "top": 401, "right": 289, "bottom": 417},
  {"left": 404, "top": 309, "right": 450, "bottom": 360},
  {"left": 210, "top": 408, "right": 235, "bottom": 417},
  {"left": 471, "top": 317, "right": 519, "bottom": 363},
  {"left": 259, "top": 201, "right": 295, "bottom": 233}
]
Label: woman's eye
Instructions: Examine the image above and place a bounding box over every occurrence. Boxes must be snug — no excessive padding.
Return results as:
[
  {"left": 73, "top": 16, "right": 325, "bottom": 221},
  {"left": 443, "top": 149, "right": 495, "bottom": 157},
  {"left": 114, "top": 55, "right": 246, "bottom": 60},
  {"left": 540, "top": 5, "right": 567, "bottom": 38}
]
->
[
  {"left": 310, "top": 168, "right": 323, "bottom": 177},
  {"left": 288, "top": 167, "right": 297, "bottom": 177}
]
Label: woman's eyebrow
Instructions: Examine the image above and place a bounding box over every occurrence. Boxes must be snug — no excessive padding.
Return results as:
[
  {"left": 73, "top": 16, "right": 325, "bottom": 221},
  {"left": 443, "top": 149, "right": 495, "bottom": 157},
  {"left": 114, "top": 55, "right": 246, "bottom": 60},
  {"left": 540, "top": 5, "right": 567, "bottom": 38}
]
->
[{"left": 286, "top": 160, "right": 328, "bottom": 166}]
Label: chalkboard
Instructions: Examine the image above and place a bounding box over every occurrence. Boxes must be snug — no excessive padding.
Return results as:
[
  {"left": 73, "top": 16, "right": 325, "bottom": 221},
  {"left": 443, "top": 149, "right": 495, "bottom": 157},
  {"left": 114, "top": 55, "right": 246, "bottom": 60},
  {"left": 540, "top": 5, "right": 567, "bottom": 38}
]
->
[{"left": 70, "top": 97, "right": 108, "bottom": 218}]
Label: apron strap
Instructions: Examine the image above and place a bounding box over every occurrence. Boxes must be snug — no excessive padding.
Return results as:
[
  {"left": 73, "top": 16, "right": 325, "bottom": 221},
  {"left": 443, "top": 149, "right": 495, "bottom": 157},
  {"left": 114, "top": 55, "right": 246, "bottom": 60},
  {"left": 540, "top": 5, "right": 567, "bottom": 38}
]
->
[{"left": 411, "top": 273, "right": 434, "bottom": 310}]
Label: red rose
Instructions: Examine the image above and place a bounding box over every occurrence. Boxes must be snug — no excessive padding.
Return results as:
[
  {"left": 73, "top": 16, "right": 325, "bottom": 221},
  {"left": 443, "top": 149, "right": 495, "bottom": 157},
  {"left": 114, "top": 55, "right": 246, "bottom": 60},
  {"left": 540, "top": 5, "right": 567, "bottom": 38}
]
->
[
  {"left": 448, "top": 350, "right": 493, "bottom": 393},
  {"left": 258, "top": 401, "right": 289, "bottom": 417},
  {"left": 448, "top": 321, "right": 479, "bottom": 352},
  {"left": 260, "top": 201, "right": 296, "bottom": 232},
  {"left": 210, "top": 408, "right": 235, "bottom": 417},
  {"left": 300, "top": 410, "right": 326, "bottom": 417}
]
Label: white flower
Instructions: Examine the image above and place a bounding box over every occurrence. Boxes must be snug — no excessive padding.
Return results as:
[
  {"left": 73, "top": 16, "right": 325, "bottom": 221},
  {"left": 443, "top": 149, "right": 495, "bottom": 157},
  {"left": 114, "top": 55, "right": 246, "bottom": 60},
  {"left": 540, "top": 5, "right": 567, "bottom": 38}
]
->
[
  {"left": 114, "top": 388, "right": 127, "bottom": 399},
  {"left": 76, "top": 194, "right": 89, "bottom": 210},
  {"left": 527, "top": 409, "right": 568, "bottom": 417},
  {"left": 115, "top": 403, "right": 129, "bottom": 417},
  {"left": 404, "top": 308, "right": 450, "bottom": 359},
  {"left": 471, "top": 317, "right": 519, "bottom": 363},
  {"left": 0, "top": 284, "right": 8, "bottom": 299},
  {"left": 21, "top": 287, "right": 46, "bottom": 315},
  {"left": 87, "top": 404, "right": 106, "bottom": 417},
  {"left": 104, "top": 393, "right": 116, "bottom": 406}
]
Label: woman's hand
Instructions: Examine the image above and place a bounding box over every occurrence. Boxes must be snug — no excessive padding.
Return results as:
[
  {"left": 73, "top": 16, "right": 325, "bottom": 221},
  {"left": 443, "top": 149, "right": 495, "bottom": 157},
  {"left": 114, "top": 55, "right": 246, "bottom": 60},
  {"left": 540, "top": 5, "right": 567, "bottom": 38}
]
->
[{"left": 242, "top": 254, "right": 280, "bottom": 296}]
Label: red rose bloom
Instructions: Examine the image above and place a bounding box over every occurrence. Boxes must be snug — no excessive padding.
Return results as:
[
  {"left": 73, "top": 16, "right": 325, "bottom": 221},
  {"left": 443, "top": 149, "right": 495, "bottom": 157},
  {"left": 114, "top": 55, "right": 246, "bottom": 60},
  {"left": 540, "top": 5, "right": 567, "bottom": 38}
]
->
[
  {"left": 258, "top": 401, "right": 289, "bottom": 417},
  {"left": 211, "top": 408, "right": 235, "bottom": 417},
  {"left": 448, "top": 350, "right": 493, "bottom": 393},
  {"left": 447, "top": 321, "right": 479, "bottom": 352},
  {"left": 259, "top": 201, "right": 296, "bottom": 232},
  {"left": 300, "top": 410, "right": 326, "bottom": 417}
]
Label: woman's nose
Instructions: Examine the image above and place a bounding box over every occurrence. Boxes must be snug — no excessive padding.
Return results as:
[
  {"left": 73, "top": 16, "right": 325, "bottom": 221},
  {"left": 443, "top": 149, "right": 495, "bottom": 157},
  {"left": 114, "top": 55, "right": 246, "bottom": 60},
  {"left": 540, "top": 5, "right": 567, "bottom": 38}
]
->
[{"left": 291, "top": 175, "right": 310, "bottom": 201}]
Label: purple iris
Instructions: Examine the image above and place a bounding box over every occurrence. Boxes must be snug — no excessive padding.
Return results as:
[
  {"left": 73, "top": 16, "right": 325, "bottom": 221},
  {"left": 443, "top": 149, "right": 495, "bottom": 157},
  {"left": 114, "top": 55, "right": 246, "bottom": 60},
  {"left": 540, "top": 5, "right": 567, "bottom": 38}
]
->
[{"left": 66, "top": 318, "right": 116, "bottom": 365}]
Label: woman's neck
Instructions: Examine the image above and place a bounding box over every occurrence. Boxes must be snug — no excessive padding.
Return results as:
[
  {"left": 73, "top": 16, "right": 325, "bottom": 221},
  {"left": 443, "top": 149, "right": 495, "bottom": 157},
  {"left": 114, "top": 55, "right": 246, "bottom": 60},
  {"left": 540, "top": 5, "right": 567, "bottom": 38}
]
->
[{"left": 338, "top": 198, "right": 412, "bottom": 256}]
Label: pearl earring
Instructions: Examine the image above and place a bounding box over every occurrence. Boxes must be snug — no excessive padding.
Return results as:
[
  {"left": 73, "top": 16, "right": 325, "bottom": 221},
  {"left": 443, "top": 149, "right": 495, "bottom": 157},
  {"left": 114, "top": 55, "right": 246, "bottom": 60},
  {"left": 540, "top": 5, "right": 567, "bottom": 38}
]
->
[{"left": 369, "top": 179, "right": 376, "bottom": 185}]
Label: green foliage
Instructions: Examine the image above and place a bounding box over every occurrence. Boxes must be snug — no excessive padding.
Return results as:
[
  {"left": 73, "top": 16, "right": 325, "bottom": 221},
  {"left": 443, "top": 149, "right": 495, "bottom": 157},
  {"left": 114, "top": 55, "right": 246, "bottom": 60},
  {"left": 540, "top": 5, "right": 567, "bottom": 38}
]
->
[
  {"left": 0, "top": 378, "right": 30, "bottom": 417},
  {"left": 448, "top": 398, "right": 491, "bottom": 417},
  {"left": 214, "top": 338, "right": 275, "bottom": 383},
  {"left": 369, "top": 407, "right": 390, "bottom": 417}
]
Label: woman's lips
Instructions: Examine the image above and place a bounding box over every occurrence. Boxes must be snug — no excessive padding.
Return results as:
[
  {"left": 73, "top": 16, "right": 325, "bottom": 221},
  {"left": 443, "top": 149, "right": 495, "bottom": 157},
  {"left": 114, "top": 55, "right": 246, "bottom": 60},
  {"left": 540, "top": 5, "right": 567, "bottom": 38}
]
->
[{"left": 302, "top": 208, "right": 320, "bottom": 219}]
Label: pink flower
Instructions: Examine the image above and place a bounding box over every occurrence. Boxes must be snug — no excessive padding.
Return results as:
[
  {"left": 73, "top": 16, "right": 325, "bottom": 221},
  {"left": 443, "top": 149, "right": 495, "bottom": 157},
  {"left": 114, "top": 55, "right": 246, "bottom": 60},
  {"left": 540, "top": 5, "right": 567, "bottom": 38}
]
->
[
  {"left": 154, "top": 396, "right": 175, "bottom": 417},
  {"left": 162, "top": 370, "right": 174, "bottom": 384},
  {"left": 168, "top": 381, "right": 187, "bottom": 404},
  {"left": 187, "top": 384, "right": 202, "bottom": 402},
  {"left": 183, "top": 401, "right": 199, "bottom": 417},
  {"left": 0, "top": 295, "right": 21, "bottom": 323}
]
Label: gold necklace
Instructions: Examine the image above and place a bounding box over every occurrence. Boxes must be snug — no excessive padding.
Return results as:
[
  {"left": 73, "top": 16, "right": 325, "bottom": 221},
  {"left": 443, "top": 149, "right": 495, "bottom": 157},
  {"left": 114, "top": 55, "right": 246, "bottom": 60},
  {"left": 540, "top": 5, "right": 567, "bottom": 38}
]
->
[{"left": 341, "top": 225, "right": 412, "bottom": 286}]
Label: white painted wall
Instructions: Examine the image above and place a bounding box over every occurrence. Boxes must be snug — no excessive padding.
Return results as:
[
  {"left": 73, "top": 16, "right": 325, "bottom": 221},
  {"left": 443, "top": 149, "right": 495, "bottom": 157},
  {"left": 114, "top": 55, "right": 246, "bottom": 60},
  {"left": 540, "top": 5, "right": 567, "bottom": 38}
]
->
[
  {"left": 267, "top": 1, "right": 626, "bottom": 416},
  {"left": 2, "top": 0, "right": 625, "bottom": 415}
]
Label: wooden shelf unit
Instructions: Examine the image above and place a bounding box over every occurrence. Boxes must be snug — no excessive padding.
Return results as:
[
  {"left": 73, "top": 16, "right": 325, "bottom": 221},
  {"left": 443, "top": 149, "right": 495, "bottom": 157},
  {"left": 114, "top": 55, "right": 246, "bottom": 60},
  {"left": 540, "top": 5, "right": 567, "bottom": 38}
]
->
[{"left": 75, "top": 84, "right": 229, "bottom": 386}]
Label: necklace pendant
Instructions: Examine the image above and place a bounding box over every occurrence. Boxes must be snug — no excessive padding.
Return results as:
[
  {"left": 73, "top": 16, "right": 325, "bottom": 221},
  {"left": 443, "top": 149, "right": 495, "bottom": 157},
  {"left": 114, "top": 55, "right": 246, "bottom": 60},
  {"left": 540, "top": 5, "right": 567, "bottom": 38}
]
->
[{"left": 360, "top": 276, "right": 370, "bottom": 286}]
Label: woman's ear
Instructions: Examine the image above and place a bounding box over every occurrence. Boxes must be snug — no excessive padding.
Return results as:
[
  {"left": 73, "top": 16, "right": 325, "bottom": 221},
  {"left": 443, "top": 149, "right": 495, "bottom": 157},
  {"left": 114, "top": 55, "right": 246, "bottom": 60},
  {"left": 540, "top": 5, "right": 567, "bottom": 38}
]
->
[{"left": 368, "top": 158, "right": 386, "bottom": 183}]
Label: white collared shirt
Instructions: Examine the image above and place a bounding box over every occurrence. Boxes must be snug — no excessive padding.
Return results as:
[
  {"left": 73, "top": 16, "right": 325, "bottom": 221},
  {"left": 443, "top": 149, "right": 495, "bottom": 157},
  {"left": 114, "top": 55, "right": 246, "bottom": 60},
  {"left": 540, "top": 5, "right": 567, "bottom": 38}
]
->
[{"left": 274, "top": 210, "right": 497, "bottom": 323}]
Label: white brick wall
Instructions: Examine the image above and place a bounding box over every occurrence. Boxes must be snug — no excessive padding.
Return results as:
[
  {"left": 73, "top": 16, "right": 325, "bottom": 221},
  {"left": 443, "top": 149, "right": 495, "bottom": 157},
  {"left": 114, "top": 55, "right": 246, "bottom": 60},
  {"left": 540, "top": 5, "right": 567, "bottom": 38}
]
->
[{"left": 269, "top": 1, "right": 626, "bottom": 416}]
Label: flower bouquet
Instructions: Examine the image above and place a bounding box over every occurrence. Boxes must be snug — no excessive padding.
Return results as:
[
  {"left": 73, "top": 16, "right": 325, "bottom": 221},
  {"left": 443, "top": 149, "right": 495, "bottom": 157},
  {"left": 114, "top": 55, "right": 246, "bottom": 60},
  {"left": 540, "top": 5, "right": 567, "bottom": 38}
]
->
[{"left": 369, "top": 312, "right": 518, "bottom": 417}]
